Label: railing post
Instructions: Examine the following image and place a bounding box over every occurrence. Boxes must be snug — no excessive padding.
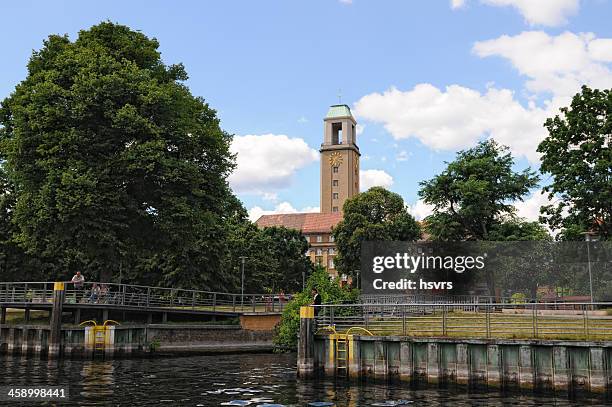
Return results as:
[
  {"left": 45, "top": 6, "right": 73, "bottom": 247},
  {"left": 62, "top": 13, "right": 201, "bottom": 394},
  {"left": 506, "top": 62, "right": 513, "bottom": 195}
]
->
[
  {"left": 486, "top": 304, "right": 491, "bottom": 338},
  {"left": 42, "top": 282, "right": 48, "bottom": 303},
  {"left": 532, "top": 304, "right": 538, "bottom": 338},
  {"left": 146, "top": 288, "right": 150, "bottom": 308},
  {"left": 213, "top": 293, "right": 217, "bottom": 312},
  {"left": 443, "top": 305, "right": 447, "bottom": 336},
  {"left": 583, "top": 305, "right": 589, "bottom": 339},
  {"left": 330, "top": 306, "right": 335, "bottom": 326},
  {"left": 252, "top": 296, "right": 256, "bottom": 312},
  {"left": 402, "top": 306, "right": 406, "bottom": 336},
  {"left": 232, "top": 295, "right": 236, "bottom": 312},
  {"left": 192, "top": 291, "right": 196, "bottom": 310}
]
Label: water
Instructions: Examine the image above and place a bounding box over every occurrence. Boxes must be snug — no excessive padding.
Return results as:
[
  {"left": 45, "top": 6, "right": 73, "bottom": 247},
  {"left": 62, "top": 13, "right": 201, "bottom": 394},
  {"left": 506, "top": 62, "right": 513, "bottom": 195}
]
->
[{"left": 0, "top": 353, "right": 609, "bottom": 406}]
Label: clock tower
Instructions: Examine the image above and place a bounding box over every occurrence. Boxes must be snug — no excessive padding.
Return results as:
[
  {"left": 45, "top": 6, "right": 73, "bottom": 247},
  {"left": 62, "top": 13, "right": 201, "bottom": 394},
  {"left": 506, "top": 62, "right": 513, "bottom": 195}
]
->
[{"left": 320, "top": 104, "right": 360, "bottom": 213}]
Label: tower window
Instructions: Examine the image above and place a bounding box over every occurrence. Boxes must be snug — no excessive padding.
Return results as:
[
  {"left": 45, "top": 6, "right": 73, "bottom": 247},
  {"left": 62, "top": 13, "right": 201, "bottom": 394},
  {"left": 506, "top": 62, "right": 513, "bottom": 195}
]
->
[
  {"left": 333, "top": 166, "right": 339, "bottom": 173},
  {"left": 332, "top": 180, "right": 338, "bottom": 187},
  {"left": 332, "top": 193, "right": 338, "bottom": 199},
  {"left": 332, "top": 206, "right": 339, "bottom": 212}
]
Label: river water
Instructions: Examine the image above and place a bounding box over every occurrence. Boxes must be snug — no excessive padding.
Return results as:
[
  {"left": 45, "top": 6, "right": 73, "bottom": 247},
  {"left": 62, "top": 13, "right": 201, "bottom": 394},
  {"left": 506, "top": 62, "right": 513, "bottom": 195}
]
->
[{"left": 0, "top": 353, "right": 609, "bottom": 406}]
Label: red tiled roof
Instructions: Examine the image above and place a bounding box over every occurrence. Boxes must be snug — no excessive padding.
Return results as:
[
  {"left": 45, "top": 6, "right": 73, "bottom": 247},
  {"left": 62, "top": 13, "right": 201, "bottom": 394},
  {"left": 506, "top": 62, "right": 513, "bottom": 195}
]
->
[{"left": 255, "top": 212, "right": 343, "bottom": 234}]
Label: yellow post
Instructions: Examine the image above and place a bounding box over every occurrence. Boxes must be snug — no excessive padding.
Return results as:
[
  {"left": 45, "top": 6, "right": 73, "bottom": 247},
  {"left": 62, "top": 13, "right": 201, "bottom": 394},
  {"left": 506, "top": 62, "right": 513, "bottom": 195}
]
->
[
  {"left": 49, "top": 282, "right": 65, "bottom": 358},
  {"left": 298, "top": 306, "right": 315, "bottom": 377}
]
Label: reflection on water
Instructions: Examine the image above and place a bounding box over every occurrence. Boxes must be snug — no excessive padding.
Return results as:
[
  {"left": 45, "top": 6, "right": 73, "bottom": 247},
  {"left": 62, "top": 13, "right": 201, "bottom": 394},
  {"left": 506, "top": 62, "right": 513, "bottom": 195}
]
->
[{"left": 0, "top": 353, "right": 609, "bottom": 406}]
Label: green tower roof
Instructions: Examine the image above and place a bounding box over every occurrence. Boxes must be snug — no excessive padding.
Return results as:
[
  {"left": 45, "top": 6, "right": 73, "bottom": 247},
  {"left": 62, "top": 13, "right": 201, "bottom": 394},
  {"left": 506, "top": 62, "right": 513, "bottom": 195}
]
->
[{"left": 326, "top": 104, "right": 353, "bottom": 119}]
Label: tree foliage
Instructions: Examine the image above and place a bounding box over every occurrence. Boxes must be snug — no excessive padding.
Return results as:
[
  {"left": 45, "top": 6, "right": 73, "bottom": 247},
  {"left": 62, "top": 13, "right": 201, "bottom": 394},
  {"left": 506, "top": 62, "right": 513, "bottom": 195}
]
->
[
  {"left": 332, "top": 187, "right": 421, "bottom": 277},
  {"left": 538, "top": 86, "right": 612, "bottom": 241},
  {"left": 0, "top": 22, "right": 309, "bottom": 293},
  {"left": 419, "top": 140, "right": 539, "bottom": 241},
  {"left": 274, "top": 266, "right": 359, "bottom": 350}
]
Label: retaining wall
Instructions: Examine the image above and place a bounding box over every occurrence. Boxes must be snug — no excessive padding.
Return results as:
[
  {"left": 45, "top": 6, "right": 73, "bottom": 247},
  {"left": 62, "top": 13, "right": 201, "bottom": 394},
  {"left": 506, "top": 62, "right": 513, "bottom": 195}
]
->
[
  {"left": 310, "top": 334, "right": 612, "bottom": 394},
  {"left": 0, "top": 324, "right": 274, "bottom": 359}
]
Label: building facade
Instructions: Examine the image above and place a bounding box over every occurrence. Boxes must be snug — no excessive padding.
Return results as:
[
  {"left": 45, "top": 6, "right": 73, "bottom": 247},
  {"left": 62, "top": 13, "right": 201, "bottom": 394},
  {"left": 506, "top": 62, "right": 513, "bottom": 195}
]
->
[{"left": 255, "top": 104, "right": 361, "bottom": 276}]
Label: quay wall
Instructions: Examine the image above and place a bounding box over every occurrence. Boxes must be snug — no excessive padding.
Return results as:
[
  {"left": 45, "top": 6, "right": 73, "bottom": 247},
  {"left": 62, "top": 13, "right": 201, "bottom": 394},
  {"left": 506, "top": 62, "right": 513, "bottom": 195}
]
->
[
  {"left": 297, "top": 306, "right": 612, "bottom": 395},
  {"left": 0, "top": 324, "right": 275, "bottom": 359}
]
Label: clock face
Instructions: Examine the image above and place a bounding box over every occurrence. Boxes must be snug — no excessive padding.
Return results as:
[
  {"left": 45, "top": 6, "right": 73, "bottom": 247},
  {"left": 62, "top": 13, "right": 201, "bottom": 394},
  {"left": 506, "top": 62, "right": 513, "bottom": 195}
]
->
[{"left": 329, "top": 152, "right": 343, "bottom": 166}]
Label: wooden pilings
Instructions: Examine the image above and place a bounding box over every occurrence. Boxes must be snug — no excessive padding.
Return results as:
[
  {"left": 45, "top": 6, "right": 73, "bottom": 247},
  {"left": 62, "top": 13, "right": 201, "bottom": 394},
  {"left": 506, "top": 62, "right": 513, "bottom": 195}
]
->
[
  {"left": 48, "top": 282, "right": 65, "bottom": 358},
  {"left": 297, "top": 306, "right": 315, "bottom": 377},
  {"left": 310, "top": 335, "right": 612, "bottom": 395}
]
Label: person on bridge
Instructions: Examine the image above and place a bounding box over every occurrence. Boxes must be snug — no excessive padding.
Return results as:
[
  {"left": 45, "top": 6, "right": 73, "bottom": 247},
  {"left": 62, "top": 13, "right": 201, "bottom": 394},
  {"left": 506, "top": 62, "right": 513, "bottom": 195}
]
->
[
  {"left": 312, "top": 288, "right": 321, "bottom": 316},
  {"left": 71, "top": 271, "right": 85, "bottom": 303}
]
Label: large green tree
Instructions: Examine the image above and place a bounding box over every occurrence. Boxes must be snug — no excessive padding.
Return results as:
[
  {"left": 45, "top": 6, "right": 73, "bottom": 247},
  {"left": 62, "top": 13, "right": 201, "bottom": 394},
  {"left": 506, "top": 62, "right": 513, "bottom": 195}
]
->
[
  {"left": 333, "top": 187, "right": 421, "bottom": 277},
  {"left": 0, "top": 22, "right": 235, "bottom": 288},
  {"left": 538, "top": 86, "right": 612, "bottom": 241},
  {"left": 419, "top": 140, "right": 539, "bottom": 241}
]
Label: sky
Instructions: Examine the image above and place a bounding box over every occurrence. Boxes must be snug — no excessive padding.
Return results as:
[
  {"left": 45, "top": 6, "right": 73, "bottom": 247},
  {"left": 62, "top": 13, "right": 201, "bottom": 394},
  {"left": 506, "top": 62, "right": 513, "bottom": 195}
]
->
[{"left": 1, "top": 0, "right": 611, "bottom": 222}]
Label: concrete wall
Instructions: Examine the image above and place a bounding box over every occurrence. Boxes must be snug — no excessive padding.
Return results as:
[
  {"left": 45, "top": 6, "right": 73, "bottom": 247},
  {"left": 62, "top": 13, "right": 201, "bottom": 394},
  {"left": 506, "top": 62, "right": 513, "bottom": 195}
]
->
[
  {"left": 0, "top": 324, "right": 274, "bottom": 359},
  {"left": 310, "top": 335, "right": 612, "bottom": 395}
]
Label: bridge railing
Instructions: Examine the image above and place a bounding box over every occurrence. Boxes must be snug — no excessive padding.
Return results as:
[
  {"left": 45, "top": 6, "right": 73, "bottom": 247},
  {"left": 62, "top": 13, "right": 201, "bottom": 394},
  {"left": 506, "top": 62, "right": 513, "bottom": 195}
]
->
[
  {"left": 313, "top": 302, "right": 612, "bottom": 341},
  {"left": 0, "top": 281, "right": 290, "bottom": 313}
]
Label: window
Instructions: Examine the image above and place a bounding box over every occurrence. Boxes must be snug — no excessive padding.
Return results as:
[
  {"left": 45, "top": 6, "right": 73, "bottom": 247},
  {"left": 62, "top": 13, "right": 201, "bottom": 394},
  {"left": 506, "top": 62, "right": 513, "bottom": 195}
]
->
[
  {"left": 305, "top": 235, "right": 310, "bottom": 243},
  {"left": 316, "top": 248, "right": 323, "bottom": 256},
  {"left": 333, "top": 166, "right": 339, "bottom": 173},
  {"left": 316, "top": 235, "right": 322, "bottom": 243},
  {"left": 329, "top": 235, "right": 335, "bottom": 243},
  {"left": 328, "top": 258, "right": 335, "bottom": 269},
  {"left": 332, "top": 206, "right": 339, "bottom": 212},
  {"left": 332, "top": 192, "right": 339, "bottom": 199},
  {"left": 328, "top": 247, "right": 335, "bottom": 254},
  {"left": 332, "top": 180, "right": 339, "bottom": 187}
]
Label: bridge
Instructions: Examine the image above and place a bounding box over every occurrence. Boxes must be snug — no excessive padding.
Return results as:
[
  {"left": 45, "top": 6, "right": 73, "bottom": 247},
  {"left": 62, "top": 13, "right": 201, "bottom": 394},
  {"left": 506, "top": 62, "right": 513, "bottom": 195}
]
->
[
  {"left": 0, "top": 281, "right": 287, "bottom": 325},
  {"left": 1, "top": 281, "right": 287, "bottom": 358}
]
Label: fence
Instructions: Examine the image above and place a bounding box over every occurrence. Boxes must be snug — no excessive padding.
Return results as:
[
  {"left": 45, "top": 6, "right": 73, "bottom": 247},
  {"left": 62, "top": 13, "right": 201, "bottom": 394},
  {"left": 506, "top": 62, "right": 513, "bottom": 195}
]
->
[
  {"left": 0, "top": 281, "right": 289, "bottom": 313},
  {"left": 314, "top": 302, "right": 612, "bottom": 341}
]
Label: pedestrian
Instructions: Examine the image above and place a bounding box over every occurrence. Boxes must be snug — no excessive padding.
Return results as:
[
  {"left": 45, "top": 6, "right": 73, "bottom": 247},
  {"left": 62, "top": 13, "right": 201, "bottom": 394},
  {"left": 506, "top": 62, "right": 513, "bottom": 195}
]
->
[
  {"left": 71, "top": 271, "right": 85, "bottom": 303},
  {"left": 89, "top": 283, "right": 100, "bottom": 304},
  {"left": 312, "top": 288, "right": 321, "bottom": 316}
]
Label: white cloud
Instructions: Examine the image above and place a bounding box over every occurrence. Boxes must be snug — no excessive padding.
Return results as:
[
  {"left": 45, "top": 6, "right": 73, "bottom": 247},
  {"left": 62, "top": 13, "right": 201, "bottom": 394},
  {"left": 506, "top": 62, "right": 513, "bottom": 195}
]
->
[
  {"left": 482, "top": 0, "right": 580, "bottom": 26},
  {"left": 356, "top": 124, "right": 365, "bottom": 135},
  {"left": 354, "top": 83, "right": 550, "bottom": 162},
  {"left": 451, "top": 0, "right": 466, "bottom": 9},
  {"left": 339, "top": 0, "right": 352, "bottom": 4},
  {"left": 248, "top": 202, "right": 319, "bottom": 222},
  {"left": 396, "top": 150, "right": 411, "bottom": 162},
  {"left": 297, "top": 116, "right": 308, "bottom": 123},
  {"left": 513, "top": 191, "right": 551, "bottom": 221},
  {"left": 354, "top": 31, "right": 612, "bottom": 163},
  {"left": 262, "top": 192, "right": 278, "bottom": 202},
  {"left": 453, "top": 0, "right": 580, "bottom": 26},
  {"left": 229, "top": 134, "right": 318, "bottom": 194},
  {"left": 360, "top": 169, "right": 394, "bottom": 190},
  {"left": 408, "top": 200, "right": 435, "bottom": 221},
  {"left": 474, "top": 31, "right": 612, "bottom": 98}
]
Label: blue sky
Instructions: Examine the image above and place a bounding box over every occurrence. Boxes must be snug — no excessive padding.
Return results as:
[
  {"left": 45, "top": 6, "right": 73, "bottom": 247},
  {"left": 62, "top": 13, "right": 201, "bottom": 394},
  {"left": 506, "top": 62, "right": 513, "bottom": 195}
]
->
[{"left": 2, "top": 0, "right": 611, "bottom": 221}]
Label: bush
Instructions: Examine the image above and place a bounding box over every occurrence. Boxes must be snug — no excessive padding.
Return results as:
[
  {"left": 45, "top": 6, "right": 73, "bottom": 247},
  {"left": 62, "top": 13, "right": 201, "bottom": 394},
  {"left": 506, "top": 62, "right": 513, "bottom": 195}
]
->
[{"left": 274, "top": 267, "right": 359, "bottom": 350}]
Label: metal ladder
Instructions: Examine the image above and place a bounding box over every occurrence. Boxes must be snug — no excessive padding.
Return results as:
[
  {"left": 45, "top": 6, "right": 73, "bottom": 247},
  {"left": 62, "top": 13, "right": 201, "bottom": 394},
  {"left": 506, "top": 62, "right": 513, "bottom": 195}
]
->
[{"left": 335, "top": 334, "right": 348, "bottom": 375}]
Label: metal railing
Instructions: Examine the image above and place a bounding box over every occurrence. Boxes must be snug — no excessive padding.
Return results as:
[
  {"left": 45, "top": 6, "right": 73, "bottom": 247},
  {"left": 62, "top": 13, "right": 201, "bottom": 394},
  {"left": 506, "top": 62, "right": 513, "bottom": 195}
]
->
[
  {"left": 314, "top": 302, "right": 612, "bottom": 341},
  {"left": 0, "top": 281, "right": 289, "bottom": 313}
]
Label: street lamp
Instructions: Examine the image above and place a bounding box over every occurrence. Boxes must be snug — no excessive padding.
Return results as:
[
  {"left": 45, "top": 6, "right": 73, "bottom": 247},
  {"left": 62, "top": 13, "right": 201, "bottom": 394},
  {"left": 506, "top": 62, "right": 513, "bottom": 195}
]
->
[
  {"left": 239, "top": 256, "right": 248, "bottom": 307},
  {"left": 582, "top": 231, "right": 598, "bottom": 304}
]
